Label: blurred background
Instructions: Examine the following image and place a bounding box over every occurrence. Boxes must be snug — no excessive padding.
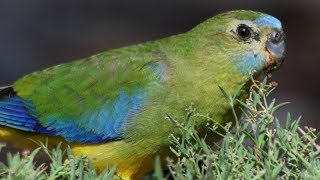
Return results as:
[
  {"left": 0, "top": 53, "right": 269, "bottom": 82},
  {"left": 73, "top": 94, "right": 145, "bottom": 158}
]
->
[{"left": 0, "top": 1, "right": 319, "bottom": 130}]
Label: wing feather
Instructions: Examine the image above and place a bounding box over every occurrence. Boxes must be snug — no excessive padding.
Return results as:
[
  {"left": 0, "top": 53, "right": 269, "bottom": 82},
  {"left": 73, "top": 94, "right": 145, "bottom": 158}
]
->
[{"left": 1, "top": 47, "right": 168, "bottom": 143}]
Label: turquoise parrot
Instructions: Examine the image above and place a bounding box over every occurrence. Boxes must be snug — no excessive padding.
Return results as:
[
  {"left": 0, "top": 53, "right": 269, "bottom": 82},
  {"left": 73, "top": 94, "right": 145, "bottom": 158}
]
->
[{"left": 0, "top": 10, "right": 285, "bottom": 179}]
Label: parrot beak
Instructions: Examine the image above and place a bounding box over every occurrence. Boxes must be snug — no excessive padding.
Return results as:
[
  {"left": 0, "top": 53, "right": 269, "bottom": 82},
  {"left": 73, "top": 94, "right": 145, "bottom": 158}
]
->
[{"left": 264, "top": 30, "right": 286, "bottom": 73}]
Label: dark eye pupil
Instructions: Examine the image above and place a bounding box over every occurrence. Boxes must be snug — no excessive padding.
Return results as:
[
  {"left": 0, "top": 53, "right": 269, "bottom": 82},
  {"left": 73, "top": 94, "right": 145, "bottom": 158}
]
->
[{"left": 237, "top": 24, "right": 251, "bottom": 39}]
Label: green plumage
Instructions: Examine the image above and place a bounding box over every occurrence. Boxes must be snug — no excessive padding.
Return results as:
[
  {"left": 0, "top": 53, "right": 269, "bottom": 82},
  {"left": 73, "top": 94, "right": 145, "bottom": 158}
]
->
[{"left": 1, "top": 10, "right": 285, "bottom": 179}]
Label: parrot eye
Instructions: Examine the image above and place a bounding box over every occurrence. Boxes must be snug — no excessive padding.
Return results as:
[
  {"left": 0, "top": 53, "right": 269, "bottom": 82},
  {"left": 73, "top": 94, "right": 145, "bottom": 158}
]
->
[{"left": 236, "top": 24, "right": 252, "bottom": 40}]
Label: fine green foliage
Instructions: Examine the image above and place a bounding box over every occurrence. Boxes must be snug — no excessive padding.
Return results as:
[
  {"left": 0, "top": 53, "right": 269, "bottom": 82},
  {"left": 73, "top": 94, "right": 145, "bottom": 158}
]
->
[
  {"left": 0, "top": 78, "right": 319, "bottom": 179},
  {"left": 155, "top": 78, "right": 320, "bottom": 180},
  {"left": 0, "top": 141, "right": 119, "bottom": 180}
]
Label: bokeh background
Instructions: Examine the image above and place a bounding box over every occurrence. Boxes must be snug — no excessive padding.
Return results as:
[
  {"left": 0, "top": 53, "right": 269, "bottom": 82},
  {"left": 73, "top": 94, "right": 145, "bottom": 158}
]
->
[{"left": 0, "top": 1, "right": 319, "bottom": 133}]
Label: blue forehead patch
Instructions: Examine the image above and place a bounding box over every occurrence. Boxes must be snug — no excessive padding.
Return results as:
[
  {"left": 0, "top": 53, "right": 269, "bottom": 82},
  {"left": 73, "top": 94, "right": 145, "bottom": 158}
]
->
[{"left": 254, "top": 15, "right": 282, "bottom": 29}]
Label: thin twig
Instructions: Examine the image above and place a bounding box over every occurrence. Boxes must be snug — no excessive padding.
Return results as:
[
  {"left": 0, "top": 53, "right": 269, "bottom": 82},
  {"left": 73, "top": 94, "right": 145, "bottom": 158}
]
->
[{"left": 298, "top": 126, "right": 320, "bottom": 151}]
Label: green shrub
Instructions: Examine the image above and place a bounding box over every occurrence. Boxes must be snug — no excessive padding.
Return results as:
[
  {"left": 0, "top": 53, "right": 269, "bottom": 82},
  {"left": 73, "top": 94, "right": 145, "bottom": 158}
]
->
[
  {"left": 154, "top": 78, "right": 320, "bottom": 180},
  {"left": 0, "top": 142, "right": 119, "bottom": 180}
]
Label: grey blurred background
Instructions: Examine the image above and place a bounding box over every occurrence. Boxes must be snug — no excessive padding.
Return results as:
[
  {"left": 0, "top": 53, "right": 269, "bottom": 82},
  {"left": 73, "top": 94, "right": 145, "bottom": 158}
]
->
[{"left": 0, "top": 0, "right": 319, "bottom": 130}]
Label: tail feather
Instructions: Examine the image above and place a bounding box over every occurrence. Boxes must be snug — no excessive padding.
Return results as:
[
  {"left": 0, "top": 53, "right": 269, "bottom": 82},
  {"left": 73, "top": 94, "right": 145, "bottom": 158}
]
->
[{"left": 0, "top": 85, "right": 13, "bottom": 97}]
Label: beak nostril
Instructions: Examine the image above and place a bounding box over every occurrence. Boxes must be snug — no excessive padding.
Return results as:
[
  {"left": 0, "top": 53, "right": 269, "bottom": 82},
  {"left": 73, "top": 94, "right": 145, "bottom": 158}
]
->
[{"left": 269, "top": 30, "right": 283, "bottom": 44}]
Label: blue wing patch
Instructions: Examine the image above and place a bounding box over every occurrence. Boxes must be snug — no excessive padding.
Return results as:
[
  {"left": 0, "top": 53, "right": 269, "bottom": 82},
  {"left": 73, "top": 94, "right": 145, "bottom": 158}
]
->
[
  {"left": 0, "top": 89, "right": 145, "bottom": 143},
  {"left": 0, "top": 96, "right": 55, "bottom": 135}
]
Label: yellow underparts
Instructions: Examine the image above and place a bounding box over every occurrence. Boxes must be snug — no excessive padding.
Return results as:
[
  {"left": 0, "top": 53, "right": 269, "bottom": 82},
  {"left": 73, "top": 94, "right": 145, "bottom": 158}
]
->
[{"left": 0, "top": 127, "right": 156, "bottom": 180}]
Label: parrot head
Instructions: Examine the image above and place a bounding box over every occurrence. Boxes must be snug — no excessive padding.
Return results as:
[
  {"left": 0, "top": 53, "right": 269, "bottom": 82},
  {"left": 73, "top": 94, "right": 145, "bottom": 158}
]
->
[{"left": 190, "top": 10, "right": 285, "bottom": 75}]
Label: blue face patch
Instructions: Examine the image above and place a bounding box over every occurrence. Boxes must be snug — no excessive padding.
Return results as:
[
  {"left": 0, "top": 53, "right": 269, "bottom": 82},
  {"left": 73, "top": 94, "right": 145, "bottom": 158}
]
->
[
  {"left": 234, "top": 52, "right": 265, "bottom": 74},
  {"left": 254, "top": 15, "right": 282, "bottom": 29}
]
